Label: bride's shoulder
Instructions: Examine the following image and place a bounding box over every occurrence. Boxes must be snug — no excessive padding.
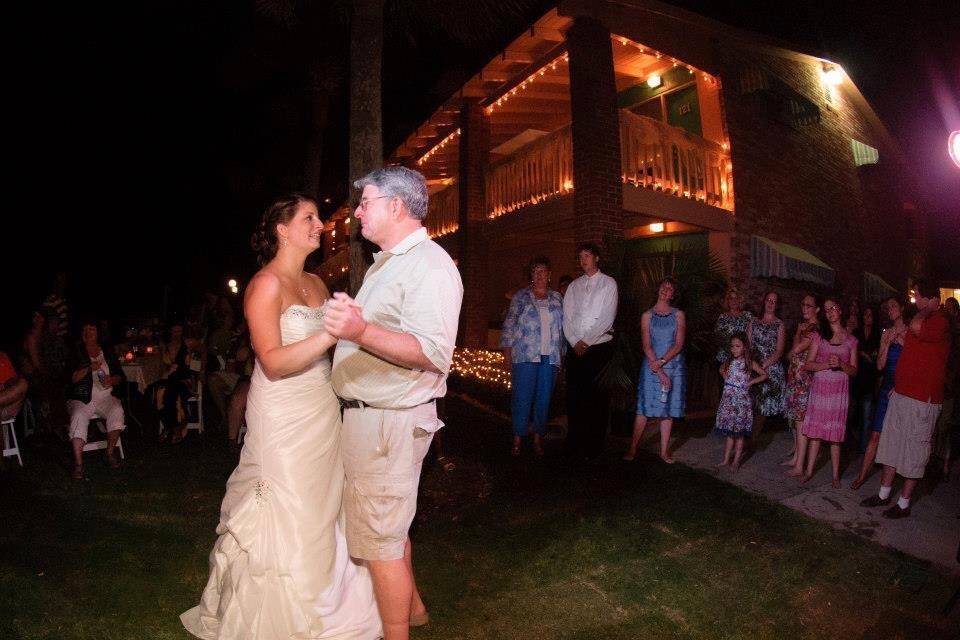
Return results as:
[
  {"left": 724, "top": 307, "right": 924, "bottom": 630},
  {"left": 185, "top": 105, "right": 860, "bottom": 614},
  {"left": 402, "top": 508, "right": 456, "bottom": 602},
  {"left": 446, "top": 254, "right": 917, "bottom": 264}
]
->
[{"left": 245, "top": 270, "right": 282, "bottom": 307}]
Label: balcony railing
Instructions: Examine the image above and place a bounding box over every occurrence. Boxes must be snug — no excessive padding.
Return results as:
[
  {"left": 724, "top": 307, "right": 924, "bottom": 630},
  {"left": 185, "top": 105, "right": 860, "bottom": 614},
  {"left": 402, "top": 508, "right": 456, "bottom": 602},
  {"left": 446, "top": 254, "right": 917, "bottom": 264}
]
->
[
  {"left": 486, "top": 126, "right": 574, "bottom": 219},
  {"left": 483, "top": 111, "right": 734, "bottom": 218},
  {"left": 427, "top": 182, "right": 459, "bottom": 238},
  {"left": 620, "top": 110, "right": 733, "bottom": 210}
]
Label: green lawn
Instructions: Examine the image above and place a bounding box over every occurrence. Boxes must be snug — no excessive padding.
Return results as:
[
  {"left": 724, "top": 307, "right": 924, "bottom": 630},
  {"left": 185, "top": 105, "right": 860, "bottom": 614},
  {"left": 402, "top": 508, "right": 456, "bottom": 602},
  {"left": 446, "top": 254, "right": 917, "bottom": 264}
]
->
[{"left": 1, "top": 398, "right": 957, "bottom": 639}]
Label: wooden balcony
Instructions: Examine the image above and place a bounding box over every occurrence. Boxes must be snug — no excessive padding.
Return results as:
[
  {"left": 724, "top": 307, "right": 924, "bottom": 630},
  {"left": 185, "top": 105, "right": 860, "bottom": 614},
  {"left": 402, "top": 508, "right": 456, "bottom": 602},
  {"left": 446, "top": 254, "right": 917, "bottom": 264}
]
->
[
  {"left": 483, "top": 110, "right": 734, "bottom": 219},
  {"left": 485, "top": 126, "right": 574, "bottom": 219},
  {"left": 426, "top": 181, "right": 459, "bottom": 238},
  {"left": 620, "top": 110, "right": 733, "bottom": 210}
]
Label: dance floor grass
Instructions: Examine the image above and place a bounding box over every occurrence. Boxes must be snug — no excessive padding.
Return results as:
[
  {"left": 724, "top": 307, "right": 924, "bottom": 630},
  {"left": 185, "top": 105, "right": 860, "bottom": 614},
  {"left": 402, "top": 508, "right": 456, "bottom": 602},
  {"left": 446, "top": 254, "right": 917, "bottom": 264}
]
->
[{"left": 1, "top": 396, "right": 957, "bottom": 639}]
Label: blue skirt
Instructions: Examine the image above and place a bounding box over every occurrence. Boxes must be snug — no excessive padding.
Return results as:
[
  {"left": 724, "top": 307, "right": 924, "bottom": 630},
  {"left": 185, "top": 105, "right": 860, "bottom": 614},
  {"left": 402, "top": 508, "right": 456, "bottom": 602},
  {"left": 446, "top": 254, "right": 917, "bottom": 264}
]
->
[{"left": 636, "top": 357, "right": 686, "bottom": 418}]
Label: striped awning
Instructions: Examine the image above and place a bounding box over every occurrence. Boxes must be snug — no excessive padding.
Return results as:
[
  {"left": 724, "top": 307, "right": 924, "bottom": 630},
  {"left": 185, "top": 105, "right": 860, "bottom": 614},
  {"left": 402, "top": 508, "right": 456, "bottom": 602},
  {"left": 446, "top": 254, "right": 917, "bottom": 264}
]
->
[
  {"left": 863, "top": 272, "right": 900, "bottom": 303},
  {"left": 750, "top": 235, "right": 835, "bottom": 287}
]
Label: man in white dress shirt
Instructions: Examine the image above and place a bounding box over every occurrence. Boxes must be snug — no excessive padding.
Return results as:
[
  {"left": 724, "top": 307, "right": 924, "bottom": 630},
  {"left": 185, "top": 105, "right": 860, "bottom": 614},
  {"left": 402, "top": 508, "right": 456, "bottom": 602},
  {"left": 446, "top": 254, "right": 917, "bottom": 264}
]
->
[{"left": 562, "top": 242, "right": 618, "bottom": 459}]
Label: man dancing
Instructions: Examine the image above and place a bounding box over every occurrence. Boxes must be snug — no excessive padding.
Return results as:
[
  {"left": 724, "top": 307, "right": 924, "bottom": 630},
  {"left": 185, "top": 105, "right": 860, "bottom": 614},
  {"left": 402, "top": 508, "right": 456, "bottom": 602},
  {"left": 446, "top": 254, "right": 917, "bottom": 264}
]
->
[{"left": 325, "top": 166, "right": 463, "bottom": 640}]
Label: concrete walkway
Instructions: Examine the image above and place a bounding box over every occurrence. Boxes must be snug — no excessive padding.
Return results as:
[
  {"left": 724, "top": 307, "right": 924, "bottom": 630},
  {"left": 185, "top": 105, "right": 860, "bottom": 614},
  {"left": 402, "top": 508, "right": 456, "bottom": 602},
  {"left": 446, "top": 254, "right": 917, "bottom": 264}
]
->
[{"left": 644, "top": 421, "right": 960, "bottom": 571}]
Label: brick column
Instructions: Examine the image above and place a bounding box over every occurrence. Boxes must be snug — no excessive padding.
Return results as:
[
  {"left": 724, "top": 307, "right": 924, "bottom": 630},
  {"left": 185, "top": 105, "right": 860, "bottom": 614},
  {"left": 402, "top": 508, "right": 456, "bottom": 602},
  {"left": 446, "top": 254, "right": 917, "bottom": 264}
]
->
[
  {"left": 567, "top": 17, "right": 623, "bottom": 252},
  {"left": 457, "top": 99, "right": 489, "bottom": 347}
]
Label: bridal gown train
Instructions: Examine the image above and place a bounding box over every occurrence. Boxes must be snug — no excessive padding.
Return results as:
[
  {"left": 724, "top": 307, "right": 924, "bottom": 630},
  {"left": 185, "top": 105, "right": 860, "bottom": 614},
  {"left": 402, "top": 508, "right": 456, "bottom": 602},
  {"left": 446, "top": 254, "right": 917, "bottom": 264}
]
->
[{"left": 181, "top": 305, "right": 382, "bottom": 639}]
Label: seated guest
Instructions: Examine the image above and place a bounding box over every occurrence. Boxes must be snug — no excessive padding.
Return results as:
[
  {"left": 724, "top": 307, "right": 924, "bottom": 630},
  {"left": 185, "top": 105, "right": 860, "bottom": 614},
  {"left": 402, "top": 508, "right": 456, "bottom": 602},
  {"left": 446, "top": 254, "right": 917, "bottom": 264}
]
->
[
  {"left": 155, "top": 324, "right": 205, "bottom": 443},
  {"left": 862, "top": 280, "right": 951, "bottom": 518},
  {"left": 0, "top": 351, "right": 29, "bottom": 422},
  {"left": 67, "top": 320, "right": 126, "bottom": 479}
]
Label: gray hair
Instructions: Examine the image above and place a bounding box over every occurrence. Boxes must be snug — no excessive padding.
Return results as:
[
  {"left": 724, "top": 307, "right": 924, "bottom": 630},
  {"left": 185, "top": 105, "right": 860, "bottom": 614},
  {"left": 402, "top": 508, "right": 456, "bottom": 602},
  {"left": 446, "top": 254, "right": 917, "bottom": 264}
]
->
[{"left": 353, "top": 166, "right": 428, "bottom": 220}]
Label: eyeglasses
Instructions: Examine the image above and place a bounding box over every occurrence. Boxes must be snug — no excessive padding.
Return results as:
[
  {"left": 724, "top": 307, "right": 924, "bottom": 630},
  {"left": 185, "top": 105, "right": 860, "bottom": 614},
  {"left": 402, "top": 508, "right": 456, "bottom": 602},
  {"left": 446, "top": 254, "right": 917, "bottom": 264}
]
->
[
  {"left": 824, "top": 305, "right": 840, "bottom": 313},
  {"left": 355, "top": 195, "right": 393, "bottom": 211}
]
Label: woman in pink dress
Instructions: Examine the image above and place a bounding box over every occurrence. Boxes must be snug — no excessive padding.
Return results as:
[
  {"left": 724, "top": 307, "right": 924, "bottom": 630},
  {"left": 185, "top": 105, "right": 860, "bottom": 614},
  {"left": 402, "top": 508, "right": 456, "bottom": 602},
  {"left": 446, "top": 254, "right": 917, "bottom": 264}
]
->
[{"left": 789, "top": 297, "right": 858, "bottom": 487}]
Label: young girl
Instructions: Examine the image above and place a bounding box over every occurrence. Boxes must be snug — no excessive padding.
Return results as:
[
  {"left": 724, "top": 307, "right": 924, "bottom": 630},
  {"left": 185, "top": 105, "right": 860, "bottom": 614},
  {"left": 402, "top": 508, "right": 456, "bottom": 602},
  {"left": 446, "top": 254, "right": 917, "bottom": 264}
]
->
[{"left": 715, "top": 333, "right": 768, "bottom": 470}]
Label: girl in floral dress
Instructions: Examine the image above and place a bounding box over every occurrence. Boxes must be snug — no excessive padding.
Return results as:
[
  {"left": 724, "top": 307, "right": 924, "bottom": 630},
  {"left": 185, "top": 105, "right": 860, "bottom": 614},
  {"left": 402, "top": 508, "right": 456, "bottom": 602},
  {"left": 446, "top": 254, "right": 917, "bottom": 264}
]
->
[
  {"left": 716, "top": 333, "right": 768, "bottom": 470},
  {"left": 782, "top": 294, "right": 821, "bottom": 468}
]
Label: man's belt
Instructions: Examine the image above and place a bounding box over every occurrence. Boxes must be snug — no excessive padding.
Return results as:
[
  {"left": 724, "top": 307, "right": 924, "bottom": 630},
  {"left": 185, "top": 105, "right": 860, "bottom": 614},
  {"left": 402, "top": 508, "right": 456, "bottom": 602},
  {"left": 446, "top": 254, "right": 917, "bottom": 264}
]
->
[{"left": 339, "top": 398, "right": 437, "bottom": 411}]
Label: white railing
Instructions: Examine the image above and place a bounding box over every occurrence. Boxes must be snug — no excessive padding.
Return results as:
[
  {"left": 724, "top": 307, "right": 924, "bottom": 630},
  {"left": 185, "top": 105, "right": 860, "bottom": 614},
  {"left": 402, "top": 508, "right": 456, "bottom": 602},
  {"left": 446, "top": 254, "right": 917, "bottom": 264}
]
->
[
  {"left": 483, "top": 112, "right": 733, "bottom": 219},
  {"left": 427, "top": 182, "right": 459, "bottom": 238},
  {"left": 620, "top": 110, "right": 733, "bottom": 210},
  {"left": 485, "top": 127, "right": 574, "bottom": 218}
]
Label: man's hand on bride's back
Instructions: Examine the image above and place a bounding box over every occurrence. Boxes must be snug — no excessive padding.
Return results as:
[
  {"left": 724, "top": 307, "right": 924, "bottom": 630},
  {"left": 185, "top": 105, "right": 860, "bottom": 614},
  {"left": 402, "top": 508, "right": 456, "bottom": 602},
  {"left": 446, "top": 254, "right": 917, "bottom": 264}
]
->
[{"left": 324, "top": 292, "right": 367, "bottom": 342}]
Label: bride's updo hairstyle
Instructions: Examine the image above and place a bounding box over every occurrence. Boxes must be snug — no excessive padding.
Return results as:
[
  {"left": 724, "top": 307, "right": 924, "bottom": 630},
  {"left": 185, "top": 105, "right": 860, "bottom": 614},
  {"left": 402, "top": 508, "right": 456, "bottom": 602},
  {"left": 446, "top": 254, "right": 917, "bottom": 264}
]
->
[{"left": 251, "top": 194, "right": 315, "bottom": 265}]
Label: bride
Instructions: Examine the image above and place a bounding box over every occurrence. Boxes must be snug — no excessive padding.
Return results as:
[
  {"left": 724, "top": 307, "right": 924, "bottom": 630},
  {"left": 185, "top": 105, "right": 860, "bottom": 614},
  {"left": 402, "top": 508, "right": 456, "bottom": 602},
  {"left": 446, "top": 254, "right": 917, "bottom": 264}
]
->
[{"left": 181, "top": 195, "right": 382, "bottom": 639}]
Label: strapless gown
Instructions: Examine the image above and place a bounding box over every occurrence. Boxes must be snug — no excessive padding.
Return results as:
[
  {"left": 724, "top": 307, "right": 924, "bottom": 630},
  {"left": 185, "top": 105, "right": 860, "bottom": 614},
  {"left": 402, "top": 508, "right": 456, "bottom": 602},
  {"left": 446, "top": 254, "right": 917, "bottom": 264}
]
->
[{"left": 181, "top": 305, "right": 382, "bottom": 639}]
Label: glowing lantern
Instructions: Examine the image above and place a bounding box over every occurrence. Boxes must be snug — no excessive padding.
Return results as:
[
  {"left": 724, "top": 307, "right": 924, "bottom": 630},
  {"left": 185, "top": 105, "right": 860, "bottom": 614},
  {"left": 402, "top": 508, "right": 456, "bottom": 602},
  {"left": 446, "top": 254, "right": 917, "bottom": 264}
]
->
[{"left": 949, "top": 131, "right": 960, "bottom": 169}]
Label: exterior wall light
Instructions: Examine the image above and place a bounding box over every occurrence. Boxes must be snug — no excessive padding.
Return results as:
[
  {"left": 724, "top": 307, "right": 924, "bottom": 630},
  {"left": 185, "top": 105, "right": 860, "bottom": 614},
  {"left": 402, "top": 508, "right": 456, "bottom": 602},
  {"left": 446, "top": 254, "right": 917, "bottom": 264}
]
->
[{"left": 647, "top": 74, "right": 662, "bottom": 89}]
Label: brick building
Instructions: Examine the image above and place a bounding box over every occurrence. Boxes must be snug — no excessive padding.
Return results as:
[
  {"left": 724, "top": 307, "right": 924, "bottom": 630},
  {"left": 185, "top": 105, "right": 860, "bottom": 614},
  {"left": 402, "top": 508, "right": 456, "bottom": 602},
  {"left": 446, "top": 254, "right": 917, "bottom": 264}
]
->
[{"left": 318, "top": 0, "right": 928, "bottom": 351}]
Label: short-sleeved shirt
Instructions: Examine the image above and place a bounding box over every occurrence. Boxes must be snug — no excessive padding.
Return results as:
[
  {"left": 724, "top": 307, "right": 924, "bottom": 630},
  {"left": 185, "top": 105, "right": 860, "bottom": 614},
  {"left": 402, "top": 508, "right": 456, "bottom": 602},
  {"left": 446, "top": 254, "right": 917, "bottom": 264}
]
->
[
  {"left": 0, "top": 352, "right": 17, "bottom": 386},
  {"left": 331, "top": 227, "right": 463, "bottom": 410},
  {"left": 894, "top": 310, "right": 951, "bottom": 404}
]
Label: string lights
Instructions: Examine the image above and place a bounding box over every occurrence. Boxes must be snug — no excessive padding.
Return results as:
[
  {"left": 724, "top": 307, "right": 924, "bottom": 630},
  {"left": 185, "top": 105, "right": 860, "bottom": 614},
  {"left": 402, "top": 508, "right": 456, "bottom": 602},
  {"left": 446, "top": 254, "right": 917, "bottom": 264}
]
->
[
  {"left": 417, "top": 128, "right": 461, "bottom": 166},
  {"left": 485, "top": 52, "right": 570, "bottom": 115},
  {"left": 488, "top": 179, "right": 573, "bottom": 219},
  {"left": 450, "top": 348, "right": 512, "bottom": 389},
  {"left": 614, "top": 35, "right": 718, "bottom": 87}
]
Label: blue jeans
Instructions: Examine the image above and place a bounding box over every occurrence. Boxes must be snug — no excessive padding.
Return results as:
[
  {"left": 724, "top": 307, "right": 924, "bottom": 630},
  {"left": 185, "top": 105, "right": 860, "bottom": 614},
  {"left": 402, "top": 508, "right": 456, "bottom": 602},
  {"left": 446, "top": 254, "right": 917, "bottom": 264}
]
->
[{"left": 511, "top": 356, "right": 558, "bottom": 437}]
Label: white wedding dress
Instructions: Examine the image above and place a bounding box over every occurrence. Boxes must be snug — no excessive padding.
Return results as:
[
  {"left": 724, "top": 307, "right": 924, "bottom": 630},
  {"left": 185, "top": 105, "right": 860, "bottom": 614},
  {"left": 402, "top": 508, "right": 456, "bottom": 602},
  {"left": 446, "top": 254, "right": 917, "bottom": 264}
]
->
[{"left": 182, "top": 305, "right": 382, "bottom": 639}]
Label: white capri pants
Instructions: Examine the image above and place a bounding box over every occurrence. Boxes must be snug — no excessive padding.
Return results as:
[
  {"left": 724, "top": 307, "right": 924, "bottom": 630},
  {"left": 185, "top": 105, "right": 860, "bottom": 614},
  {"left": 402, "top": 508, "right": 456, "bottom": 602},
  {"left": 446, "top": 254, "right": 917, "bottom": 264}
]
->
[{"left": 68, "top": 388, "right": 126, "bottom": 442}]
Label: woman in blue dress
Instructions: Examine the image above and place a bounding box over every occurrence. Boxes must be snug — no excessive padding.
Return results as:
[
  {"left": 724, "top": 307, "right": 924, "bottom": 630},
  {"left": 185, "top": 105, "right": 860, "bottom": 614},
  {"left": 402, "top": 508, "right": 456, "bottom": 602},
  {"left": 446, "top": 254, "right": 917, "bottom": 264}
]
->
[
  {"left": 850, "top": 297, "right": 906, "bottom": 490},
  {"left": 624, "top": 277, "right": 686, "bottom": 463}
]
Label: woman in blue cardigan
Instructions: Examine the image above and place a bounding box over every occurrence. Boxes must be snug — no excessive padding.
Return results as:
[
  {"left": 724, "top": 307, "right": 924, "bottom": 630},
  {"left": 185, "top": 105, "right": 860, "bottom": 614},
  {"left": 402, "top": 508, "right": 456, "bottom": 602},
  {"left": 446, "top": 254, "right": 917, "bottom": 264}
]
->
[{"left": 500, "top": 256, "right": 565, "bottom": 456}]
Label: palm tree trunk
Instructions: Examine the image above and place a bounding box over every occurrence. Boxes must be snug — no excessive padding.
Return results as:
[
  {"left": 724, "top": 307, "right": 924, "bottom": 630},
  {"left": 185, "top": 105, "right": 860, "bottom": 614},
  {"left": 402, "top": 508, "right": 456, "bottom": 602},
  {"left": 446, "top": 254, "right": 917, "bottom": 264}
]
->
[{"left": 347, "top": 0, "right": 384, "bottom": 295}]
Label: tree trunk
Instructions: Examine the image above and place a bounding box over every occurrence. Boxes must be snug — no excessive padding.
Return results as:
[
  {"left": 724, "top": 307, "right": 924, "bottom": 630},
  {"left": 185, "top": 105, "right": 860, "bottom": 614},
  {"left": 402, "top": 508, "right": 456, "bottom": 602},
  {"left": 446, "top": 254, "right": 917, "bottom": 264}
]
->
[
  {"left": 347, "top": 0, "right": 384, "bottom": 295},
  {"left": 303, "top": 65, "right": 328, "bottom": 200}
]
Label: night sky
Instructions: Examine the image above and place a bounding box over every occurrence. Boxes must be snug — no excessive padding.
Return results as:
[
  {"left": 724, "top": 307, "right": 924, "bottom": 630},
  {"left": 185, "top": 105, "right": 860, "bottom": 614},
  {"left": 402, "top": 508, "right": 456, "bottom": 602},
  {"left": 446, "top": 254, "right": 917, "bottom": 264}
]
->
[{"left": 7, "top": 0, "right": 958, "bottom": 350}]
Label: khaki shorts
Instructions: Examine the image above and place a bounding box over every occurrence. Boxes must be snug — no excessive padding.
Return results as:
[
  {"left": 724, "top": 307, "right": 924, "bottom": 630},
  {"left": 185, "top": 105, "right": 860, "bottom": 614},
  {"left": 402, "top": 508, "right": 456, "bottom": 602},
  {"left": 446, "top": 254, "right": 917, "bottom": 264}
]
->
[
  {"left": 341, "top": 402, "right": 441, "bottom": 561},
  {"left": 876, "top": 391, "right": 941, "bottom": 479}
]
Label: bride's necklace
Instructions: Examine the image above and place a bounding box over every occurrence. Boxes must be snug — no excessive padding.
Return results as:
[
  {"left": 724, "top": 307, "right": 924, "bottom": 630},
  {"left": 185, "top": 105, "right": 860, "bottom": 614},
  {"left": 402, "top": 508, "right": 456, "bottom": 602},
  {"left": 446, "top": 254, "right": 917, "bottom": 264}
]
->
[{"left": 299, "top": 274, "right": 309, "bottom": 298}]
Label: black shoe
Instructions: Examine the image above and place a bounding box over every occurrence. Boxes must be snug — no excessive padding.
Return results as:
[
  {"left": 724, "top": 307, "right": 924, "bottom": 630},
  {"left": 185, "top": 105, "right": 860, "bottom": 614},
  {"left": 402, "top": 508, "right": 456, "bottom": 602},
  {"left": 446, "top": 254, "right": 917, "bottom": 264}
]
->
[
  {"left": 882, "top": 504, "right": 911, "bottom": 519},
  {"left": 860, "top": 494, "right": 891, "bottom": 508}
]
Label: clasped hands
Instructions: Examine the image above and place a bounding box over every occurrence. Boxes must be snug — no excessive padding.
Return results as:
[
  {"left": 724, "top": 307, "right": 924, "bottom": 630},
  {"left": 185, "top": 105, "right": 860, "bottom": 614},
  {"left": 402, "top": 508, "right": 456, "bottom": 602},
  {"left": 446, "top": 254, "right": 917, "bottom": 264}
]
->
[{"left": 323, "top": 292, "right": 367, "bottom": 342}]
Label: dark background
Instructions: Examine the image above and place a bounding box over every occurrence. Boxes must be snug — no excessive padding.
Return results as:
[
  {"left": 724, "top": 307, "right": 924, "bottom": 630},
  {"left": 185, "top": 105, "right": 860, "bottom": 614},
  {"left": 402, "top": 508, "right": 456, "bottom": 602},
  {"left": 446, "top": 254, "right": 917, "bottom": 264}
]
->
[{"left": 6, "top": 0, "right": 959, "bottom": 350}]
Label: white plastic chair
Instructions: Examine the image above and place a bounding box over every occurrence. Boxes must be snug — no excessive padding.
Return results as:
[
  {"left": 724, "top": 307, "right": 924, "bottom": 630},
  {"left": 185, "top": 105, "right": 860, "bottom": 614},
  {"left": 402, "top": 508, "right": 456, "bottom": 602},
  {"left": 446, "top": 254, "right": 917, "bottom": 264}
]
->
[
  {"left": 1, "top": 417, "right": 22, "bottom": 466},
  {"left": 185, "top": 380, "right": 204, "bottom": 435},
  {"left": 82, "top": 418, "right": 125, "bottom": 460},
  {"left": 157, "top": 380, "right": 204, "bottom": 437}
]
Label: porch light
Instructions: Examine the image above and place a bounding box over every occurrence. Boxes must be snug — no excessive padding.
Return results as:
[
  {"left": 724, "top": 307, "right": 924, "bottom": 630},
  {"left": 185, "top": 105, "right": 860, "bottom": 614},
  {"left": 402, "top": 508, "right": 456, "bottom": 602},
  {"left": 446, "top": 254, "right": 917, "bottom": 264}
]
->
[
  {"left": 227, "top": 279, "right": 237, "bottom": 289},
  {"left": 647, "top": 74, "right": 662, "bottom": 88},
  {"left": 949, "top": 131, "right": 960, "bottom": 169},
  {"left": 649, "top": 222, "right": 665, "bottom": 233}
]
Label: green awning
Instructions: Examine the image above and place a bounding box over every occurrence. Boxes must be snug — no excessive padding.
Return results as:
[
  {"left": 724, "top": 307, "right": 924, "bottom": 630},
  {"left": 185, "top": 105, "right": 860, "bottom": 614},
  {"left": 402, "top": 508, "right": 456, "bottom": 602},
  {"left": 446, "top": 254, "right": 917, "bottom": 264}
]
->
[{"left": 750, "top": 235, "right": 834, "bottom": 287}]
